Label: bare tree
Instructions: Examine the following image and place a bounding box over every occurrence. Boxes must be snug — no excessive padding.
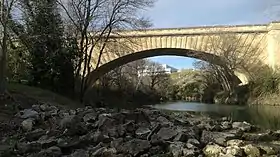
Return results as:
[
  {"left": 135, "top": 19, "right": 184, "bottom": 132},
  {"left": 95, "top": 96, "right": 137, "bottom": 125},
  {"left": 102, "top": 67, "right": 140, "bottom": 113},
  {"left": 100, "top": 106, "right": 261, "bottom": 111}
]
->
[
  {"left": 195, "top": 33, "right": 266, "bottom": 93},
  {"left": 57, "top": 0, "right": 155, "bottom": 99},
  {"left": 141, "top": 61, "right": 170, "bottom": 90},
  {"left": 0, "top": 0, "right": 16, "bottom": 95},
  {"left": 97, "top": 59, "right": 171, "bottom": 94},
  {"left": 100, "top": 59, "right": 148, "bottom": 91}
]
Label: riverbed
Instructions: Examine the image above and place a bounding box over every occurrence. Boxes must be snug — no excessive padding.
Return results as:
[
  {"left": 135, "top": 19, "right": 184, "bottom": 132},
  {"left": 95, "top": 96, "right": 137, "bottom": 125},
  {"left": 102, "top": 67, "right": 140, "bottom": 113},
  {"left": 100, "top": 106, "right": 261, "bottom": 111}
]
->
[
  {"left": 2, "top": 103, "right": 280, "bottom": 156},
  {"left": 153, "top": 101, "right": 280, "bottom": 130}
]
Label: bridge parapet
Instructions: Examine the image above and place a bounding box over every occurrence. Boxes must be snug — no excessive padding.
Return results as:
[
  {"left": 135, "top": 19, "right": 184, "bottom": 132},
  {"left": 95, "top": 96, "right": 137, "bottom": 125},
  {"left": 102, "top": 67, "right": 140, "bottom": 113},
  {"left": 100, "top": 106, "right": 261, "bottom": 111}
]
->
[{"left": 112, "top": 24, "right": 269, "bottom": 37}]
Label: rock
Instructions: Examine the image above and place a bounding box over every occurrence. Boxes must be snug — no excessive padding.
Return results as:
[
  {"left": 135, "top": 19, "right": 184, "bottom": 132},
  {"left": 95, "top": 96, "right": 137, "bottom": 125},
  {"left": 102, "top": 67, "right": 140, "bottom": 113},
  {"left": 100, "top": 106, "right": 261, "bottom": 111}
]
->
[
  {"left": 149, "top": 146, "right": 164, "bottom": 155},
  {"left": 21, "top": 119, "right": 34, "bottom": 131},
  {"left": 135, "top": 127, "right": 151, "bottom": 139},
  {"left": 25, "top": 129, "right": 46, "bottom": 141},
  {"left": 182, "top": 148, "right": 197, "bottom": 157},
  {"left": 48, "top": 106, "right": 59, "bottom": 116},
  {"left": 58, "top": 110, "right": 70, "bottom": 118},
  {"left": 221, "top": 117, "right": 228, "bottom": 121},
  {"left": 83, "top": 112, "right": 97, "bottom": 123},
  {"left": 227, "top": 129, "right": 244, "bottom": 137},
  {"left": 37, "top": 136, "right": 58, "bottom": 148},
  {"left": 69, "top": 109, "right": 77, "bottom": 115},
  {"left": 16, "top": 142, "right": 42, "bottom": 154},
  {"left": 225, "top": 146, "right": 244, "bottom": 156},
  {"left": 36, "top": 146, "right": 62, "bottom": 157},
  {"left": 90, "top": 147, "right": 116, "bottom": 156},
  {"left": 102, "top": 148, "right": 117, "bottom": 157},
  {"left": 169, "top": 141, "right": 199, "bottom": 157},
  {"left": 242, "top": 131, "right": 276, "bottom": 142},
  {"left": 122, "top": 111, "right": 150, "bottom": 123},
  {"left": 39, "top": 104, "right": 49, "bottom": 111},
  {"left": 210, "top": 124, "right": 223, "bottom": 132},
  {"left": 19, "top": 109, "right": 39, "bottom": 119},
  {"left": 174, "top": 132, "right": 188, "bottom": 142},
  {"left": 48, "top": 146, "right": 62, "bottom": 156},
  {"left": 258, "top": 144, "right": 278, "bottom": 155},
  {"left": 123, "top": 121, "right": 137, "bottom": 133},
  {"left": 59, "top": 115, "right": 87, "bottom": 136},
  {"left": 70, "top": 149, "right": 89, "bottom": 157},
  {"left": 110, "top": 138, "right": 123, "bottom": 149},
  {"left": 80, "top": 131, "right": 112, "bottom": 144},
  {"left": 203, "top": 144, "right": 225, "bottom": 156},
  {"left": 232, "top": 121, "right": 252, "bottom": 132},
  {"left": 187, "top": 138, "right": 201, "bottom": 147},
  {"left": 59, "top": 115, "right": 75, "bottom": 129},
  {"left": 97, "top": 114, "right": 117, "bottom": 129},
  {"left": 157, "top": 116, "right": 172, "bottom": 126},
  {"left": 150, "top": 134, "right": 165, "bottom": 145},
  {"left": 226, "top": 139, "right": 245, "bottom": 147},
  {"left": 200, "top": 130, "right": 236, "bottom": 146},
  {"left": 221, "top": 121, "right": 231, "bottom": 130},
  {"left": 57, "top": 137, "right": 83, "bottom": 154},
  {"left": 185, "top": 126, "right": 200, "bottom": 139},
  {"left": 100, "top": 124, "right": 126, "bottom": 138},
  {"left": 7, "top": 103, "right": 280, "bottom": 157},
  {"left": 168, "top": 142, "right": 184, "bottom": 157},
  {"left": 90, "top": 147, "right": 106, "bottom": 156},
  {"left": 272, "top": 130, "right": 280, "bottom": 137},
  {"left": 243, "top": 144, "right": 260, "bottom": 157},
  {"left": 156, "top": 127, "right": 177, "bottom": 141},
  {"left": 118, "top": 139, "right": 151, "bottom": 156}
]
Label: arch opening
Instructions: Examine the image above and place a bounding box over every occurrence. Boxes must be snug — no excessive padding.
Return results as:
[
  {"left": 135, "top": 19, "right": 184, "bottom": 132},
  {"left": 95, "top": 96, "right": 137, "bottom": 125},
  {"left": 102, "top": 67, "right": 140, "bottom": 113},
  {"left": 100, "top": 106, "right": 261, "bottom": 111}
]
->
[{"left": 87, "top": 48, "right": 248, "bottom": 87}]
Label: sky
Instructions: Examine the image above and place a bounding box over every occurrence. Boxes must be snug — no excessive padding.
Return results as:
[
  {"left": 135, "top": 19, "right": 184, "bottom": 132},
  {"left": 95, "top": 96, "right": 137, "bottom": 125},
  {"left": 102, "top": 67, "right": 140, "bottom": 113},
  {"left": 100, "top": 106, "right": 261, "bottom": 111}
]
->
[{"left": 144, "top": 0, "right": 279, "bottom": 69}]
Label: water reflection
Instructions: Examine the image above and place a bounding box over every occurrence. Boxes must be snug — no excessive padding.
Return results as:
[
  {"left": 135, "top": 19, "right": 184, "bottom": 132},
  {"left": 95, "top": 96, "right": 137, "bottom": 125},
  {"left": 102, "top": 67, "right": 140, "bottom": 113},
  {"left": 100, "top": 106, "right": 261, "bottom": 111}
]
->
[{"left": 153, "top": 101, "right": 280, "bottom": 130}]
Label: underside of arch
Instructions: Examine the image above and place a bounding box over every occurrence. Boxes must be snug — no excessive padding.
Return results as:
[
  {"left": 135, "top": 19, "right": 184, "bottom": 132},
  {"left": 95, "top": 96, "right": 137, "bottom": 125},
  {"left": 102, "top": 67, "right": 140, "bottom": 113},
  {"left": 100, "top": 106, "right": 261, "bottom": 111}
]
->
[{"left": 87, "top": 48, "right": 248, "bottom": 87}]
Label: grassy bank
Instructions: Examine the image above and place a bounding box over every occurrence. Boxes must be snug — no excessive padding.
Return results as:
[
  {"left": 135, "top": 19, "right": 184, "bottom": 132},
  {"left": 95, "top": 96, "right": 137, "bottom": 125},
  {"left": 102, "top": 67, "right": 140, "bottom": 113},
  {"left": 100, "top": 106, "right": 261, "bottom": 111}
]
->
[
  {"left": 7, "top": 83, "right": 81, "bottom": 109},
  {"left": 0, "top": 83, "right": 82, "bottom": 121},
  {"left": 249, "top": 93, "right": 280, "bottom": 106}
]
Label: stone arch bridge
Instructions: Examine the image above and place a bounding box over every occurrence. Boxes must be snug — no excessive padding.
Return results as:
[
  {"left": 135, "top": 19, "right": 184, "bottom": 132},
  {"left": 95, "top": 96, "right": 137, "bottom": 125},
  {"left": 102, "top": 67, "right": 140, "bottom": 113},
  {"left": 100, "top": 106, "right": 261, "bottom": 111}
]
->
[{"left": 87, "top": 21, "right": 280, "bottom": 87}]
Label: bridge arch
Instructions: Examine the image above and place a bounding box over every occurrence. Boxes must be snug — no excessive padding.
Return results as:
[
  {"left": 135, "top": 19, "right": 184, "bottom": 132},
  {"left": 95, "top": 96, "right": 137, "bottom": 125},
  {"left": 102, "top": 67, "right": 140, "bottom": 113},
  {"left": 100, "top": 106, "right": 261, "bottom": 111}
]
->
[{"left": 86, "top": 48, "right": 248, "bottom": 88}]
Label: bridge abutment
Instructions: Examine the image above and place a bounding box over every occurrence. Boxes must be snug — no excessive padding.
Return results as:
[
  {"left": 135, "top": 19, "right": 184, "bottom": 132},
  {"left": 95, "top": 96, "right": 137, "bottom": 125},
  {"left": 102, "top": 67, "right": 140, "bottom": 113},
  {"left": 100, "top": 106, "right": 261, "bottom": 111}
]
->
[{"left": 267, "top": 22, "right": 280, "bottom": 70}]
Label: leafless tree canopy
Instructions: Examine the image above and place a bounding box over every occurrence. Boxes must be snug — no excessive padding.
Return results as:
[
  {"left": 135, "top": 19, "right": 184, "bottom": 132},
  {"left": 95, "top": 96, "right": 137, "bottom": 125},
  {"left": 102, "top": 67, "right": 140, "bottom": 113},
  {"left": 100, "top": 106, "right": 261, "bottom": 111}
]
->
[
  {"left": 57, "top": 0, "right": 156, "bottom": 96},
  {"left": 194, "top": 33, "right": 266, "bottom": 93}
]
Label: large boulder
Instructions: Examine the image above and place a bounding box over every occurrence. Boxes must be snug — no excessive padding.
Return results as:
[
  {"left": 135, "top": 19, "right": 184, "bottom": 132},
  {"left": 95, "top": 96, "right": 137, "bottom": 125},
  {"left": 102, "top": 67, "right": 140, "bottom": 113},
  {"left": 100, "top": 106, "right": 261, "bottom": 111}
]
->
[
  {"left": 34, "top": 146, "right": 62, "bottom": 157},
  {"left": 203, "top": 144, "right": 225, "bottom": 157},
  {"left": 135, "top": 127, "right": 151, "bottom": 139},
  {"left": 200, "top": 130, "right": 237, "bottom": 146},
  {"left": 18, "top": 109, "right": 39, "bottom": 120},
  {"left": 242, "top": 144, "right": 260, "bottom": 157},
  {"left": 156, "top": 127, "right": 178, "bottom": 141},
  {"left": 226, "top": 139, "right": 245, "bottom": 147},
  {"left": 225, "top": 146, "right": 244, "bottom": 156},
  {"left": 169, "top": 141, "right": 199, "bottom": 157},
  {"left": 21, "top": 119, "right": 34, "bottom": 131},
  {"left": 232, "top": 121, "right": 252, "bottom": 132},
  {"left": 117, "top": 139, "right": 151, "bottom": 156},
  {"left": 59, "top": 115, "right": 87, "bottom": 136},
  {"left": 25, "top": 129, "right": 46, "bottom": 141},
  {"left": 242, "top": 131, "right": 277, "bottom": 142}
]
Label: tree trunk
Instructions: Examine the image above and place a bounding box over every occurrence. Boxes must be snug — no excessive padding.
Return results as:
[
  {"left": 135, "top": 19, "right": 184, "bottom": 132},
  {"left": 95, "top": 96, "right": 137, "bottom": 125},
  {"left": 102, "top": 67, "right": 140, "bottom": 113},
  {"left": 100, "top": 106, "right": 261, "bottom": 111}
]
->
[
  {"left": 0, "top": 8, "right": 7, "bottom": 96},
  {"left": 0, "top": 51, "right": 7, "bottom": 95}
]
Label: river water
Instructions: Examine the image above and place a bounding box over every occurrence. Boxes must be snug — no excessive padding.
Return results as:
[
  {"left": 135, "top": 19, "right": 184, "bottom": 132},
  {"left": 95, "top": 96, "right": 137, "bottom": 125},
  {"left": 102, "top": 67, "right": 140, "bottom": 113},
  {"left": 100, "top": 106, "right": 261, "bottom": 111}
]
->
[{"left": 152, "top": 101, "right": 280, "bottom": 130}]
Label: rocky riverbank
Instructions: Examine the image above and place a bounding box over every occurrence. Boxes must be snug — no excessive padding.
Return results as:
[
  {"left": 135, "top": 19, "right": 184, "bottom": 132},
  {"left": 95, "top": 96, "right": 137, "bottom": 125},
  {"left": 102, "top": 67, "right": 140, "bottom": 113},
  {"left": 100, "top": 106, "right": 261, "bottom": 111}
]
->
[{"left": 1, "top": 104, "right": 280, "bottom": 157}]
